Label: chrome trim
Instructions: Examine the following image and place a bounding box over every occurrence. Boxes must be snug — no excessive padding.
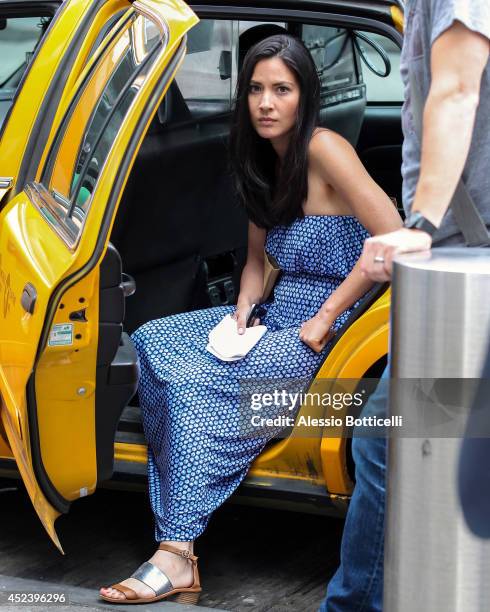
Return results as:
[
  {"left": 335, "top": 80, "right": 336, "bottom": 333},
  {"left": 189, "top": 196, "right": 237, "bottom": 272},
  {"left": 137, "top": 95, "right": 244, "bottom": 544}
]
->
[
  {"left": 0, "top": 177, "right": 13, "bottom": 189},
  {"left": 26, "top": 183, "right": 78, "bottom": 250},
  {"left": 132, "top": 0, "right": 170, "bottom": 43}
]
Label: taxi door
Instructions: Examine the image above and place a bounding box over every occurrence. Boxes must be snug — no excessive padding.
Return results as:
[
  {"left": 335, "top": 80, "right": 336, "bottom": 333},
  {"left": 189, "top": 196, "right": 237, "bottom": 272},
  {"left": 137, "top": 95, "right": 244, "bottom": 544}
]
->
[{"left": 0, "top": 0, "right": 198, "bottom": 551}]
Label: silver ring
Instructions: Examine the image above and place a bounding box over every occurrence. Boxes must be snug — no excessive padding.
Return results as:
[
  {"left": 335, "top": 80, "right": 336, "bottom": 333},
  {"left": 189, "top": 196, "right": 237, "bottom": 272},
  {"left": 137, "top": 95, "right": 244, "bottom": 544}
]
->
[{"left": 373, "top": 255, "right": 385, "bottom": 263}]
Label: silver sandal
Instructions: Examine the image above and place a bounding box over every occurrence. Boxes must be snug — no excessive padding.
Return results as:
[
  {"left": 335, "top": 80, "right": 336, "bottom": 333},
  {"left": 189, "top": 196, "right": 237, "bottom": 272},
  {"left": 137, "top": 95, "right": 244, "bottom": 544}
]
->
[{"left": 100, "top": 543, "right": 201, "bottom": 605}]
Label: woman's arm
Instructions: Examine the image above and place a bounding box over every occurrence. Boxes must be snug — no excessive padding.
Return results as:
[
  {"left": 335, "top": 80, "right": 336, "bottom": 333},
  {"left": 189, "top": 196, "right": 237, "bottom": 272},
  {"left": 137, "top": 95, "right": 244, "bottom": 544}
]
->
[
  {"left": 300, "top": 131, "right": 402, "bottom": 352},
  {"left": 310, "top": 130, "right": 402, "bottom": 232},
  {"left": 233, "top": 221, "right": 267, "bottom": 333}
]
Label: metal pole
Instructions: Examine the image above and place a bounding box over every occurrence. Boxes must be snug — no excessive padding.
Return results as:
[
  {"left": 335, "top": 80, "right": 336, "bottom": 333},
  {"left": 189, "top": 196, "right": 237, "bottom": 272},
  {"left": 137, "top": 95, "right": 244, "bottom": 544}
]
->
[{"left": 384, "top": 248, "right": 490, "bottom": 612}]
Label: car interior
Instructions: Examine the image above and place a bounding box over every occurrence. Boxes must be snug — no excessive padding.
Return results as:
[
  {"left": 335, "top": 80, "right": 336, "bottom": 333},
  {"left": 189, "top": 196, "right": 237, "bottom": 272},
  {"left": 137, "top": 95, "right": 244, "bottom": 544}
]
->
[
  {"left": 0, "top": 9, "right": 402, "bottom": 483},
  {"left": 99, "top": 17, "right": 403, "bottom": 460}
]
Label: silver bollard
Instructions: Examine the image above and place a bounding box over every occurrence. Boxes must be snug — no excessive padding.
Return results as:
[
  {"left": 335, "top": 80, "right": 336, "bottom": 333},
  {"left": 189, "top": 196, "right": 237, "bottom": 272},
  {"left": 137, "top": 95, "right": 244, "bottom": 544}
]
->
[{"left": 384, "top": 248, "right": 490, "bottom": 612}]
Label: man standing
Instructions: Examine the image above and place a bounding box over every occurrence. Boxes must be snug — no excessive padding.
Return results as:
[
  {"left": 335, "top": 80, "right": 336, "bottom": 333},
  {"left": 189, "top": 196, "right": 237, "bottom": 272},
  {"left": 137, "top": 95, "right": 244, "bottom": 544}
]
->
[{"left": 322, "top": 1, "right": 490, "bottom": 610}]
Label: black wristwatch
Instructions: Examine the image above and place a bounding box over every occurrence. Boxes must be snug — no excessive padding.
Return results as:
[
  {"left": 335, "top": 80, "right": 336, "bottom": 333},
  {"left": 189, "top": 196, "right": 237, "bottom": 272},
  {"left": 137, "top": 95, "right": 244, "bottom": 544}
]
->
[{"left": 404, "top": 211, "right": 438, "bottom": 236}]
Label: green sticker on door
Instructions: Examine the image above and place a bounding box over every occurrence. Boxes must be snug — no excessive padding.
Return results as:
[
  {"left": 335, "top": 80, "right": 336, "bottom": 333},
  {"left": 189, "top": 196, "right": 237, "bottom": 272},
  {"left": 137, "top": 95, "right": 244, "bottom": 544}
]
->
[{"left": 48, "top": 323, "right": 74, "bottom": 346}]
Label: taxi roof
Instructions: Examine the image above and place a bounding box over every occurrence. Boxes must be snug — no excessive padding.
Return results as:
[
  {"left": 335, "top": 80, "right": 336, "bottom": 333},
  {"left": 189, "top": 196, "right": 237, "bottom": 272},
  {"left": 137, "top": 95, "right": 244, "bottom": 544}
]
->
[{"left": 189, "top": 0, "right": 403, "bottom": 27}]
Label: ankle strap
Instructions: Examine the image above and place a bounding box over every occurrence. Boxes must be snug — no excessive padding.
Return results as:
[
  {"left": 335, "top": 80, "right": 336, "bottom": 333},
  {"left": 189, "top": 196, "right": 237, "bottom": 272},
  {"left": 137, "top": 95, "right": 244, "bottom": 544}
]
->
[{"left": 158, "top": 543, "right": 198, "bottom": 564}]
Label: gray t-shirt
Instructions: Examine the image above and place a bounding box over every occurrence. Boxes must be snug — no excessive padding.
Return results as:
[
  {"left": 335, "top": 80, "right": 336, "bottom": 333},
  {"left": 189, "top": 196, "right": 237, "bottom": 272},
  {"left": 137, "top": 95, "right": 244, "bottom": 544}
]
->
[{"left": 400, "top": 0, "right": 490, "bottom": 245}]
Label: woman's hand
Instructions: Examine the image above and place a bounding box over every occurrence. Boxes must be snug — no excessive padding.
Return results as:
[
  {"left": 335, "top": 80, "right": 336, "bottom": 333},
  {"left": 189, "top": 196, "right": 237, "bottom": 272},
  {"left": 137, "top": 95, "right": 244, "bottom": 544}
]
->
[
  {"left": 232, "top": 301, "right": 261, "bottom": 335},
  {"left": 299, "top": 312, "right": 336, "bottom": 353}
]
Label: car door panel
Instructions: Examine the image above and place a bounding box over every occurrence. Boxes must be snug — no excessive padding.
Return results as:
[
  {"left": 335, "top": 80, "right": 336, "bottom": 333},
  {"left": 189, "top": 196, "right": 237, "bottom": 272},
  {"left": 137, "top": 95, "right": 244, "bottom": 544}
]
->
[
  {"left": 0, "top": 189, "right": 77, "bottom": 551},
  {"left": 0, "top": 0, "right": 198, "bottom": 550}
]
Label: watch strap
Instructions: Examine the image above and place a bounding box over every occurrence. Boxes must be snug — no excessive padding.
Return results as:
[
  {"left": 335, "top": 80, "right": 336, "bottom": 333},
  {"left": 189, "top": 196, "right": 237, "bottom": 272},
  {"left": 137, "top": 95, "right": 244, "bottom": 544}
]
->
[{"left": 404, "top": 212, "right": 438, "bottom": 236}]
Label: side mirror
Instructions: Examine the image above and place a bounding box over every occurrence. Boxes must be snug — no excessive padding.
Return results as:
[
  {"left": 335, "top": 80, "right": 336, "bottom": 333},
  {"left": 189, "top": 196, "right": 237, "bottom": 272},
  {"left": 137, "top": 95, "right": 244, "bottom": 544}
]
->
[
  {"left": 219, "top": 50, "right": 231, "bottom": 80},
  {"left": 0, "top": 18, "right": 7, "bottom": 31}
]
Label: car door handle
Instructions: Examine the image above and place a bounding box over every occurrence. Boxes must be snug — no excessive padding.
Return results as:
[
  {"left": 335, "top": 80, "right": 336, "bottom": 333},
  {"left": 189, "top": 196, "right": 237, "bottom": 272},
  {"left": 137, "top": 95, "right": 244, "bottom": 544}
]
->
[
  {"left": 21, "top": 283, "right": 37, "bottom": 314},
  {"left": 121, "top": 273, "right": 136, "bottom": 297}
]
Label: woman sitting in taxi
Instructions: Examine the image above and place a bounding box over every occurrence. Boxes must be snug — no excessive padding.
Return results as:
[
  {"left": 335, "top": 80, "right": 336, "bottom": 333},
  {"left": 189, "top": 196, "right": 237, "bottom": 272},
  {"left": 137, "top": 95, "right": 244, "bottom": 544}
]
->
[{"left": 100, "top": 34, "right": 401, "bottom": 605}]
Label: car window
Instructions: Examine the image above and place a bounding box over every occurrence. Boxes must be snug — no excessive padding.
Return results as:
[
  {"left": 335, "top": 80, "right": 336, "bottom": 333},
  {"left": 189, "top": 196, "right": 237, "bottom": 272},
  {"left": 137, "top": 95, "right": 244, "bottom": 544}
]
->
[
  {"left": 302, "top": 24, "right": 402, "bottom": 105},
  {"left": 302, "top": 24, "right": 363, "bottom": 104},
  {"left": 355, "top": 32, "right": 402, "bottom": 103},
  {"left": 0, "top": 16, "right": 51, "bottom": 127},
  {"left": 38, "top": 11, "right": 167, "bottom": 246},
  {"left": 174, "top": 19, "right": 233, "bottom": 119}
]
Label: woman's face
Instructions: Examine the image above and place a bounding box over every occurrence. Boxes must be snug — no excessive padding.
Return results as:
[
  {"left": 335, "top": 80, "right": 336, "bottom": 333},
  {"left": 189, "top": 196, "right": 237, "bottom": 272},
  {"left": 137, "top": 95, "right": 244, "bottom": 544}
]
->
[{"left": 248, "top": 56, "right": 300, "bottom": 144}]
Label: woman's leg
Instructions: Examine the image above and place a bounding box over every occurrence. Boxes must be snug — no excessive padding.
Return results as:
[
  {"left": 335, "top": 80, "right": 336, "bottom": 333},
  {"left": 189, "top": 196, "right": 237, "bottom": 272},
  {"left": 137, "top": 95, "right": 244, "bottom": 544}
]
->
[
  {"left": 100, "top": 316, "right": 326, "bottom": 600},
  {"left": 101, "top": 307, "right": 235, "bottom": 601}
]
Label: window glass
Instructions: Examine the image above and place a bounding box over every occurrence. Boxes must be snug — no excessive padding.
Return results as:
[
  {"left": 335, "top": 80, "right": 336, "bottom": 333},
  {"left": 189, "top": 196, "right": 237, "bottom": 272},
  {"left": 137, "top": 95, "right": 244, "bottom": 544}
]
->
[
  {"left": 302, "top": 24, "right": 362, "bottom": 104},
  {"left": 174, "top": 19, "right": 233, "bottom": 118},
  {"left": 0, "top": 16, "right": 51, "bottom": 127},
  {"left": 355, "top": 32, "right": 402, "bottom": 103},
  {"left": 233, "top": 21, "right": 287, "bottom": 91},
  {"left": 84, "top": 9, "right": 128, "bottom": 66},
  {"left": 302, "top": 25, "right": 402, "bottom": 105},
  {"left": 40, "top": 12, "right": 166, "bottom": 244}
]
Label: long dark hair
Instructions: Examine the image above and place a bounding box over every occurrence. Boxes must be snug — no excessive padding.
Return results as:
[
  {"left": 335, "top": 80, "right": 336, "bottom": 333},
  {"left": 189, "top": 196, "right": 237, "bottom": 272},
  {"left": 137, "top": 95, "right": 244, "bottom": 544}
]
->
[{"left": 230, "top": 34, "right": 320, "bottom": 229}]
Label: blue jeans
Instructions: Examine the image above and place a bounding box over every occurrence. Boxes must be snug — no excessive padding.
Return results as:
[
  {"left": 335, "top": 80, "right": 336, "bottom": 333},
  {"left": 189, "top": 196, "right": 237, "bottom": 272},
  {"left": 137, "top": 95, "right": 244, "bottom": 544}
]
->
[
  {"left": 459, "top": 340, "right": 490, "bottom": 538},
  {"left": 320, "top": 366, "right": 389, "bottom": 612}
]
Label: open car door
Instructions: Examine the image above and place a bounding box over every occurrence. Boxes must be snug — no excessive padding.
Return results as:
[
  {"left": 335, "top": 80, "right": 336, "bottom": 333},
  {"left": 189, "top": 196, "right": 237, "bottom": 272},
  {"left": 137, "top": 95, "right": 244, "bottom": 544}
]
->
[{"left": 0, "top": 0, "right": 198, "bottom": 551}]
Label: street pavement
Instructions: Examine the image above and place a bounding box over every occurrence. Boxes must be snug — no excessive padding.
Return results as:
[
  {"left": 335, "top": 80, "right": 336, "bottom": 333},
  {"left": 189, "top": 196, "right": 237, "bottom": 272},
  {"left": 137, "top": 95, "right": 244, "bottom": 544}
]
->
[
  {"left": 0, "top": 478, "right": 343, "bottom": 611},
  {"left": 0, "top": 574, "right": 221, "bottom": 611}
]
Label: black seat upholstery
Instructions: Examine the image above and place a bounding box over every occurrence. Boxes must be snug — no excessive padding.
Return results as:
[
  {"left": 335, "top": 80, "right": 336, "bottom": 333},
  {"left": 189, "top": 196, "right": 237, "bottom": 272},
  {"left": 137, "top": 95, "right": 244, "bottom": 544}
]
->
[{"left": 110, "top": 80, "right": 247, "bottom": 334}]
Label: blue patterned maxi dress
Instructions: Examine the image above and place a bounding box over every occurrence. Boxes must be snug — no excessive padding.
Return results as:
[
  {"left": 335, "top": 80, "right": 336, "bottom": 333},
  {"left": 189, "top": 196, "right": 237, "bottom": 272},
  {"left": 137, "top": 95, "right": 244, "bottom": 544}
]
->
[{"left": 131, "top": 215, "right": 369, "bottom": 541}]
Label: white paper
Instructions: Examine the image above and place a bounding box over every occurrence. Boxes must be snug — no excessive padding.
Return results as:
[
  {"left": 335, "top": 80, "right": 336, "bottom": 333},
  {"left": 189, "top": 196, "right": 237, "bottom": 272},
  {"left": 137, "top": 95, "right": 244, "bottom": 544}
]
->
[
  {"left": 205, "top": 343, "right": 242, "bottom": 362},
  {"left": 206, "top": 314, "right": 267, "bottom": 361}
]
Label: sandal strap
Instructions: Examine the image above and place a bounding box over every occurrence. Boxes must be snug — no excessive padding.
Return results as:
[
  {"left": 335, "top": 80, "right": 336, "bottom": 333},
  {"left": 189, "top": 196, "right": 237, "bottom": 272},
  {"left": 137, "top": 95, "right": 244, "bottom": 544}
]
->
[
  {"left": 110, "top": 583, "right": 139, "bottom": 601},
  {"left": 158, "top": 543, "right": 198, "bottom": 564},
  {"left": 130, "top": 561, "right": 173, "bottom": 596}
]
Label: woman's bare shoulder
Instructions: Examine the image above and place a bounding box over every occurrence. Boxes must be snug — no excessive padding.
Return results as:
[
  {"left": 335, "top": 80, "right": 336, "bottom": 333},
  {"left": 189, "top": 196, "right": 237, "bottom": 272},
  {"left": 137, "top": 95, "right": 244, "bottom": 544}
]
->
[
  {"left": 309, "top": 128, "right": 357, "bottom": 175},
  {"left": 310, "top": 128, "right": 354, "bottom": 155}
]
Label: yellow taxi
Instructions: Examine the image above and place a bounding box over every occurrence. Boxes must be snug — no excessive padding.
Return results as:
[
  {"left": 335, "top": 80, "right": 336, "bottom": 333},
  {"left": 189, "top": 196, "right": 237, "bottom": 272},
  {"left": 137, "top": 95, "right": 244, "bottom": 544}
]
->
[{"left": 0, "top": 0, "right": 404, "bottom": 551}]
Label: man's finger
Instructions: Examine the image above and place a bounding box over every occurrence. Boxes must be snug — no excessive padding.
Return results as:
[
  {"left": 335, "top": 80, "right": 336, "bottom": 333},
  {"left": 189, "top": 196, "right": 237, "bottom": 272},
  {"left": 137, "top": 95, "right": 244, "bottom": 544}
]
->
[
  {"left": 383, "top": 248, "right": 397, "bottom": 279},
  {"left": 359, "top": 240, "right": 376, "bottom": 275}
]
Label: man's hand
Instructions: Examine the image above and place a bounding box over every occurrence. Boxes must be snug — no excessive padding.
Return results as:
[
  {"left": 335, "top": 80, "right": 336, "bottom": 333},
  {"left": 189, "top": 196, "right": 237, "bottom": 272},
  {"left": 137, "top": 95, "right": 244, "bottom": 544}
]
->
[
  {"left": 299, "top": 313, "right": 336, "bottom": 353},
  {"left": 359, "top": 228, "right": 432, "bottom": 282}
]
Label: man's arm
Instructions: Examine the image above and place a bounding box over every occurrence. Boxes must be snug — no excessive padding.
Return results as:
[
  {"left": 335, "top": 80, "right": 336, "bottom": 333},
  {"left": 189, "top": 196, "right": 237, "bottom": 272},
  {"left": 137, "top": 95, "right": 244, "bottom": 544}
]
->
[
  {"left": 360, "top": 20, "right": 490, "bottom": 282},
  {"left": 414, "top": 21, "right": 489, "bottom": 226}
]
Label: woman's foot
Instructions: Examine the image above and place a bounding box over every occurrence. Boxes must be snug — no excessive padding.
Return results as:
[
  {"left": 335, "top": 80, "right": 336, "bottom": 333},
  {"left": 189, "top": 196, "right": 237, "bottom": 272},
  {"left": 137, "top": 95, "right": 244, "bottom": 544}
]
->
[{"left": 100, "top": 542, "right": 194, "bottom": 601}]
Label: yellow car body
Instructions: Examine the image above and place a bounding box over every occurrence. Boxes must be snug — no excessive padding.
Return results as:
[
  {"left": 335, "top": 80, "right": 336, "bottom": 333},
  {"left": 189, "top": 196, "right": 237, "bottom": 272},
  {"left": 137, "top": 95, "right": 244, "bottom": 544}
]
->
[{"left": 0, "top": 0, "right": 402, "bottom": 550}]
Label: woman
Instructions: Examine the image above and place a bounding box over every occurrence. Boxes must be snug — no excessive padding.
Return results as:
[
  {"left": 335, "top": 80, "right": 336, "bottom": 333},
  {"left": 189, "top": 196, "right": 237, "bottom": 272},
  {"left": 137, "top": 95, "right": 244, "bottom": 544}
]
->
[{"left": 100, "top": 34, "right": 401, "bottom": 604}]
